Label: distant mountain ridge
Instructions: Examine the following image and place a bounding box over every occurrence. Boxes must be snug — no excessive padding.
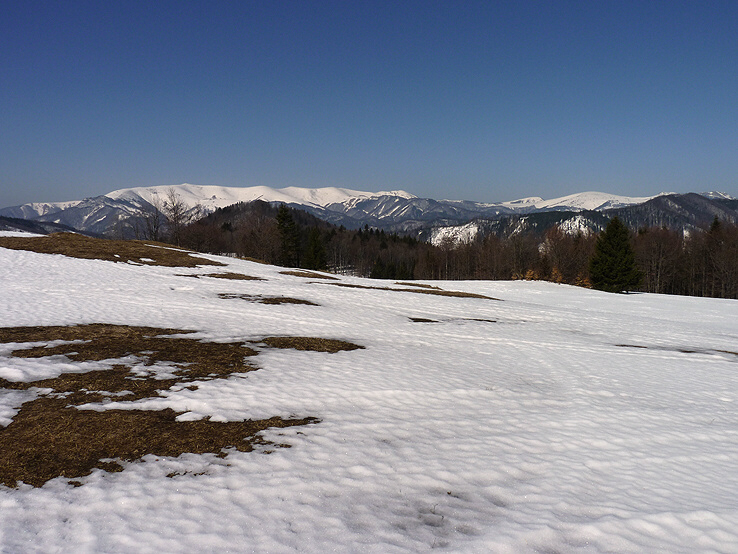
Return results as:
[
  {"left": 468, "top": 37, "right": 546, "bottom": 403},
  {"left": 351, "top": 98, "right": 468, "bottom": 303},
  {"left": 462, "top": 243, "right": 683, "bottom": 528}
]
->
[
  {"left": 0, "top": 184, "right": 735, "bottom": 239},
  {"left": 427, "top": 193, "right": 738, "bottom": 246}
]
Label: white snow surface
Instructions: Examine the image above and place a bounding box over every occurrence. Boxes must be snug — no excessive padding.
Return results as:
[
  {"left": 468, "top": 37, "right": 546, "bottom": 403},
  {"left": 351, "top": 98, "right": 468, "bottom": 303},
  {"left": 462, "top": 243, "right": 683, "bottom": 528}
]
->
[
  {"left": 106, "top": 184, "right": 416, "bottom": 212},
  {"left": 557, "top": 214, "right": 597, "bottom": 236},
  {"left": 1, "top": 233, "right": 738, "bottom": 553},
  {"left": 499, "top": 191, "right": 661, "bottom": 211},
  {"left": 430, "top": 222, "right": 481, "bottom": 246}
]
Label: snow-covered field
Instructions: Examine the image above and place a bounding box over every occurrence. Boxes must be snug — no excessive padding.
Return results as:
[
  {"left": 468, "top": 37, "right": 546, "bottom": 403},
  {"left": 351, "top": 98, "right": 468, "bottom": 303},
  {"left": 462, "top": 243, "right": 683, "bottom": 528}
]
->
[{"left": 1, "top": 233, "right": 737, "bottom": 553}]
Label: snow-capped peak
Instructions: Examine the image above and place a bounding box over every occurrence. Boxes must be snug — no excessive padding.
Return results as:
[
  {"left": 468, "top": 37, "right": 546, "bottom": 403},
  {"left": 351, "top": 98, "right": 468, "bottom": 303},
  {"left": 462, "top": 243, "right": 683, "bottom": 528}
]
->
[
  {"left": 700, "top": 191, "right": 736, "bottom": 200},
  {"left": 106, "top": 184, "right": 416, "bottom": 211},
  {"left": 500, "top": 191, "right": 660, "bottom": 212}
]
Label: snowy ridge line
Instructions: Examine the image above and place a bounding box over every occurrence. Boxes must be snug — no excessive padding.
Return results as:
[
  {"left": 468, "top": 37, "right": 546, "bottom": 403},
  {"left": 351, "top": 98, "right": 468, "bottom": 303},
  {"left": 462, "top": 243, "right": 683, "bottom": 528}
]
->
[
  {"left": 2, "top": 185, "right": 735, "bottom": 239},
  {"left": 2, "top": 184, "right": 678, "bottom": 219},
  {"left": 106, "top": 184, "right": 417, "bottom": 212}
]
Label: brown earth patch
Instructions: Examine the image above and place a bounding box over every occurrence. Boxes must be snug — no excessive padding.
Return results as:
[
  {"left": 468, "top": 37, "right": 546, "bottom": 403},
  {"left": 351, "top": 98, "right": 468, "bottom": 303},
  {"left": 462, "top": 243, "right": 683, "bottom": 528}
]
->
[
  {"left": 280, "top": 270, "right": 338, "bottom": 280},
  {"left": 0, "top": 400, "right": 315, "bottom": 488},
  {"left": 4, "top": 324, "right": 257, "bottom": 383},
  {"left": 464, "top": 318, "right": 498, "bottom": 323},
  {"left": 409, "top": 317, "right": 497, "bottom": 324},
  {"left": 395, "top": 282, "right": 441, "bottom": 290},
  {"left": 0, "top": 324, "right": 319, "bottom": 487},
  {"left": 327, "top": 282, "right": 498, "bottom": 300},
  {"left": 260, "top": 336, "right": 364, "bottom": 353},
  {"left": 0, "top": 232, "right": 224, "bottom": 267},
  {"left": 218, "top": 293, "right": 318, "bottom": 306},
  {"left": 615, "top": 344, "right": 738, "bottom": 360},
  {"left": 184, "top": 272, "right": 264, "bottom": 281}
]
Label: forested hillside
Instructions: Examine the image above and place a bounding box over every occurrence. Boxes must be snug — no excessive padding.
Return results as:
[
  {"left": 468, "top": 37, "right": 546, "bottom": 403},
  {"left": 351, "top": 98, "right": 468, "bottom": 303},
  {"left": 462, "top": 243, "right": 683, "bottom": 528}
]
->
[{"left": 171, "top": 201, "right": 737, "bottom": 299}]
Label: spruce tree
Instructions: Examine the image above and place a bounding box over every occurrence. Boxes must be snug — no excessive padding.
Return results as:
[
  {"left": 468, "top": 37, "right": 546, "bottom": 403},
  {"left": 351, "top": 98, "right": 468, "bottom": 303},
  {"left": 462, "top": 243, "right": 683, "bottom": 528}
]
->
[
  {"left": 589, "top": 217, "right": 642, "bottom": 293},
  {"left": 303, "top": 227, "right": 327, "bottom": 270},
  {"left": 275, "top": 204, "right": 300, "bottom": 267}
]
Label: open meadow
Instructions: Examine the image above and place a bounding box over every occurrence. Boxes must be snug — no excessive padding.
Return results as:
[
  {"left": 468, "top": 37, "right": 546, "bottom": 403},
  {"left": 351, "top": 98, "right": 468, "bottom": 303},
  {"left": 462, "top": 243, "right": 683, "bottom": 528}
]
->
[{"left": 1, "top": 232, "right": 737, "bottom": 553}]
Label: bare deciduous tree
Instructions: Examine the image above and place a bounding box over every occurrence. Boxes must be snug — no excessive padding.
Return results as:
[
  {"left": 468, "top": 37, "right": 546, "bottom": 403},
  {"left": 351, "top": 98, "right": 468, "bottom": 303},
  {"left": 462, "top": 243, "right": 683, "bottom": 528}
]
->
[
  {"left": 161, "top": 188, "right": 202, "bottom": 246},
  {"left": 138, "top": 194, "right": 165, "bottom": 242}
]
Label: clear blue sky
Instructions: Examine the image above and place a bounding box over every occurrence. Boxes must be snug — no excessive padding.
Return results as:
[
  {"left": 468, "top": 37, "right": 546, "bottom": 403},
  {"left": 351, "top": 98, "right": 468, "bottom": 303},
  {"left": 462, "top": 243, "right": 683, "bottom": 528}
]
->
[{"left": 2, "top": 0, "right": 737, "bottom": 208}]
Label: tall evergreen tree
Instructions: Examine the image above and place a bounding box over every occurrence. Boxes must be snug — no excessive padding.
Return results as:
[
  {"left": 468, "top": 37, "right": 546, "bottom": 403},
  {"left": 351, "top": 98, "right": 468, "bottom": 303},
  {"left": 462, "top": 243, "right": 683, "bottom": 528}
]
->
[
  {"left": 589, "top": 217, "right": 642, "bottom": 293},
  {"left": 275, "top": 204, "right": 300, "bottom": 267},
  {"left": 303, "top": 227, "right": 327, "bottom": 270}
]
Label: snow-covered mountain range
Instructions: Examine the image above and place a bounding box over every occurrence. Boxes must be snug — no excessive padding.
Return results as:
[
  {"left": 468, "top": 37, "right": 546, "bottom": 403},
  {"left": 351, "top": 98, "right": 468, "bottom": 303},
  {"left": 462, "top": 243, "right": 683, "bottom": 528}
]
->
[{"left": 0, "top": 184, "right": 734, "bottom": 238}]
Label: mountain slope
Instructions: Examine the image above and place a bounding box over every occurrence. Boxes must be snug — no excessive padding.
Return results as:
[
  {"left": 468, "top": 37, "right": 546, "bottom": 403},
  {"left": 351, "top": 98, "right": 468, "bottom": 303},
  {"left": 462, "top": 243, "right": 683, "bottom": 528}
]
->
[
  {"left": 1, "top": 232, "right": 738, "bottom": 552},
  {"left": 1, "top": 184, "right": 733, "bottom": 238}
]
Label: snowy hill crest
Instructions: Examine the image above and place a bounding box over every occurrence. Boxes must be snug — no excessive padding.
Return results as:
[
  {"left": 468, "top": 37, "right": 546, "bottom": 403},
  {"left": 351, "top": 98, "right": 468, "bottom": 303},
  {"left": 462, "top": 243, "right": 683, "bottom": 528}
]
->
[{"left": 1, "top": 185, "right": 733, "bottom": 237}]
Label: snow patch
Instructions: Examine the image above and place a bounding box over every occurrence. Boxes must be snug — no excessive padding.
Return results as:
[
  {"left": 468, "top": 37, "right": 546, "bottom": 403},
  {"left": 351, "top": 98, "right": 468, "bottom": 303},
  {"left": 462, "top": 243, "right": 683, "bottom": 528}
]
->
[
  {"left": 1, "top": 244, "right": 737, "bottom": 552},
  {"left": 430, "top": 222, "right": 481, "bottom": 246}
]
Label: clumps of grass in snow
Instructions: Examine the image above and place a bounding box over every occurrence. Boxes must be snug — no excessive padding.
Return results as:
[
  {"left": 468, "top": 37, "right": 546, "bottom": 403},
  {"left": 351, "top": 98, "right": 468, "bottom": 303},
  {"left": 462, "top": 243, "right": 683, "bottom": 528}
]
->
[
  {"left": 0, "top": 324, "right": 321, "bottom": 488},
  {"left": 615, "top": 343, "right": 738, "bottom": 359},
  {"left": 5, "top": 324, "right": 258, "bottom": 383},
  {"left": 218, "top": 293, "right": 318, "bottom": 306},
  {"left": 279, "top": 270, "right": 338, "bottom": 280},
  {"left": 0, "top": 232, "right": 224, "bottom": 267},
  {"left": 259, "top": 336, "right": 364, "bottom": 353},
  {"left": 395, "top": 282, "right": 441, "bottom": 289},
  {"left": 0, "top": 400, "right": 316, "bottom": 488},
  {"left": 183, "top": 272, "right": 264, "bottom": 281},
  {"left": 327, "top": 282, "right": 498, "bottom": 300},
  {"left": 408, "top": 317, "right": 498, "bottom": 324}
]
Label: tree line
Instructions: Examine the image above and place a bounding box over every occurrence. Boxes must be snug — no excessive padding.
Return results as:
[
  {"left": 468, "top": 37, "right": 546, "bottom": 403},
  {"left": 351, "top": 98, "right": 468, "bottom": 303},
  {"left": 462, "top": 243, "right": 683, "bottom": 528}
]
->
[{"left": 140, "top": 194, "right": 737, "bottom": 299}]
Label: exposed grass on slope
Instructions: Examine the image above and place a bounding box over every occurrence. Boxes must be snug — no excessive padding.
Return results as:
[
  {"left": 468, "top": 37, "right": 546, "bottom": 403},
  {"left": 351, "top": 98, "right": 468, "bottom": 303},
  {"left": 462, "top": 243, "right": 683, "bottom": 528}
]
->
[
  {"left": 0, "top": 324, "right": 340, "bottom": 487},
  {"left": 327, "top": 282, "right": 499, "bottom": 300},
  {"left": 182, "top": 272, "right": 264, "bottom": 281},
  {"left": 218, "top": 293, "right": 319, "bottom": 306},
  {"left": 259, "top": 336, "right": 365, "bottom": 353},
  {"left": 279, "top": 270, "right": 339, "bottom": 280},
  {"left": 1, "top": 401, "right": 316, "bottom": 488},
  {"left": 395, "top": 282, "right": 441, "bottom": 289},
  {"left": 0, "top": 232, "right": 224, "bottom": 267}
]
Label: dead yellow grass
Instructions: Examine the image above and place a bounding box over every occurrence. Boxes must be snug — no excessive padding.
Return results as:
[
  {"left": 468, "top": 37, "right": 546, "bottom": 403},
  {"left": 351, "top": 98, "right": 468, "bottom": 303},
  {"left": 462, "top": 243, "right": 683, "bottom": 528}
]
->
[
  {"left": 218, "top": 293, "right": 318, "bottom": 305},
  {"left": 280, "top": 270, "right": 338, "bottom": 280},
  {"left": 0, "top": 232, "right": 224, "bottom": 267},
  {"left": 327, "top": 282, "right": 498, "bottom": 300},
  {"left": 395, "top": 282, "right": 440, "bottom": 289},
  {"left": 0, "top": 324, "right": 326, "bottom": 488},
  {"left": 260, "top": 336, "right": 364, "bottom": 353},
  {"left": 188, "top": 272, "right": 264, "bottom": 281}
]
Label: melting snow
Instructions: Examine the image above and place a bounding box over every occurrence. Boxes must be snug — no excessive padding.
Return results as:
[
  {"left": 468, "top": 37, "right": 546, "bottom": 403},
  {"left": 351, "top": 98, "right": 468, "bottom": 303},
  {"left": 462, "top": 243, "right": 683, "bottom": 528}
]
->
[{"left": 1, "top": 231, "right": 737, "bottom": 552}]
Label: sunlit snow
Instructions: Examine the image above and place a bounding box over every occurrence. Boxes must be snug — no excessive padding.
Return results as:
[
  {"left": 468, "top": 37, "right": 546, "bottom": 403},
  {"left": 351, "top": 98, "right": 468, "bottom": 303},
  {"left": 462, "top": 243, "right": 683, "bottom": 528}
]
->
[
  {"left": 1, "top": 232, "right": 737, "bottom": 553},
  {"left": 107, "top": 184, "right": 417, "bottom": 213}
]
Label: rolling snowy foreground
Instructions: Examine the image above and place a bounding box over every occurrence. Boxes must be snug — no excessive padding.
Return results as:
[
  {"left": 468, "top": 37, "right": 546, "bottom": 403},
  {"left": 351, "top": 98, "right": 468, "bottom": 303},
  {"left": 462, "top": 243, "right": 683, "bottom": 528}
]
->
[{"left": 1, "top": 233, "right": 737, "bottom": 553}]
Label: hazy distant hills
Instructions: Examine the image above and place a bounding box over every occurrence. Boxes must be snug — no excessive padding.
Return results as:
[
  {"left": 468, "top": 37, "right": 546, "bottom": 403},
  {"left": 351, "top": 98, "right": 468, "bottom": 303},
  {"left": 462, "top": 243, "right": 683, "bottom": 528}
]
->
[
  {"left": 427, "top": 192, "right": 738, "bottom": 246},
  {"left": 0, "top": 215, "right": 81, "bottom": 236},
  {"left": 1, "top": 184, "right": 735, "bottom": 240}
]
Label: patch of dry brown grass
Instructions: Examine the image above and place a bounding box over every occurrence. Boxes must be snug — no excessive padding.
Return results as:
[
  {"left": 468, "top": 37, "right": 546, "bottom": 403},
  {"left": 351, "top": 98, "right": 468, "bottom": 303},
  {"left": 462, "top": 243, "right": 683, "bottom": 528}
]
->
[
  {"left": 0, "top": 324, "right": 322, "bottom": 488},
  {"left": 218, "top": 293, "right": 318, "bottom": 306},
  {"left": 191, "top": 272, "right": 264, "bottom": 281},
  {"left": 395, "top": 282, "right": 440, "bottom": 289},
  {"left": 279, "top": 270, "right": 338, "bottom": 280},
  {"left": 259, "top": 336, "right": 364, "bottom": 353},
  {"left": 0, "top": 400, "right": 315, "bottom": 488},
  {"left": 327, "top": 282, "right": 498, "bottom": 300},
  {"left": 6, "top": 324, "right": 257, "bottom": 382},
  {"left": 0, "top": 232, "right": 224, "bottom": 267}
]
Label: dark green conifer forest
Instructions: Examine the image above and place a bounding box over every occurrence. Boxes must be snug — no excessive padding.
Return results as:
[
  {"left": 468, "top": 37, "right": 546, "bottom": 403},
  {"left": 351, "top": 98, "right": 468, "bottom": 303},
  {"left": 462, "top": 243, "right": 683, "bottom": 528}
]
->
[
  {"left": 172, "top": 202, "right": 737, "bottom": 299},
  {"left": 589, "top": 218, "right": 642, "bottom": 293}
]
